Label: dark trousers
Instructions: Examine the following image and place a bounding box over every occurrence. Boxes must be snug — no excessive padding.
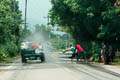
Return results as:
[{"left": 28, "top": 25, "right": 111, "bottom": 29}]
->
[
  {"left": 77, "top": 51, "right": 86, "bottom": 61},
  {"left": 71, "top": 53, "right": 76, "bottom": 58}
]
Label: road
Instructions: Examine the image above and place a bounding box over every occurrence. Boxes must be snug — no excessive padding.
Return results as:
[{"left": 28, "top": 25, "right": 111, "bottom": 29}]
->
[{"left": 0, "top": 49, "right": 120, "bottom": 80}]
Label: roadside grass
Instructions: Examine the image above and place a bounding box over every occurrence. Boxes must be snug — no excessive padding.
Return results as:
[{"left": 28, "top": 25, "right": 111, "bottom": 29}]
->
[
  {"left": 56, "top": 49, "right": 64, "bottom": 52},
  {"left": 113, "top": 62, "right": 120, "bottom": 66},
  {"left": 113, "top": 57, "right": 120, "bottom": 66},
  {"left": 0, "top": 55, "right": 20, "bottom": 64}
]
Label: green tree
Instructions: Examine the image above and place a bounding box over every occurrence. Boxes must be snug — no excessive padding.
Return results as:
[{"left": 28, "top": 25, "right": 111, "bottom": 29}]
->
[
  {"left": 0, "top": 0, "right": 23, "bottom": 60},
  {"left": 35, "top": 24, "right": 46, "bottom": 32},
  {"left": 49, "top": 0, "right": 120, "bottom": 62},
  {"left": 49, "top": 0, "right": 120, "bottom": 43}
]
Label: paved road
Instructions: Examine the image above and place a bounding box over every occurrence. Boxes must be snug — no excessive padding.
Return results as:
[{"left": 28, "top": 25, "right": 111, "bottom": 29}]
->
[{"left": 0, "top": 49, "right": 120, "bottom": 80}]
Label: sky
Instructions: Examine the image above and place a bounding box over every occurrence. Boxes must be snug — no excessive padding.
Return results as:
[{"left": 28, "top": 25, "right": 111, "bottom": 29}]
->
[
  {"left": 18, "top": 0, "right": 65, "bottom": 35},
  {"left": 18, "top": 0, "right": 52, "bottom": 30}
]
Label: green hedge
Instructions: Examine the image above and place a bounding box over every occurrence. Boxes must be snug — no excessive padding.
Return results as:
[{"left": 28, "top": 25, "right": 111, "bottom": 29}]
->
[{"left": 0, "top": 42, "right": 20, "bottom": 61}]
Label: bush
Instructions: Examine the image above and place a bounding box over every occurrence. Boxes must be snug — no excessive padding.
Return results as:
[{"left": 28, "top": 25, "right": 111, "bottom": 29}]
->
[
  {"left": 91, "top": 53, "right": 100, "bottom": 62},
  {"left": 0, "top": 41, "right": 20, "bottom": 61},
  {"left": 6, "top": 42, "right": 19, "bottom": 57},
  {"left": 114, "top": 57, "right": 120, "bottom": 64},
  {"left": 0, "top": 45, "right": 9, "bottom": 61},
  {"left": 90, "top": 42, "right": 101, "bottom": 62}
]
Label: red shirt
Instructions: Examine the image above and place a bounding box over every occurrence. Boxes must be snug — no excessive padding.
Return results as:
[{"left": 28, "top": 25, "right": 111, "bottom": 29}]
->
[
  {"left": 76, "top": 44, "right": 83, "bottom": 52},
  {"left": 33, "top": 44, "right": 38, "bottom": 49}
]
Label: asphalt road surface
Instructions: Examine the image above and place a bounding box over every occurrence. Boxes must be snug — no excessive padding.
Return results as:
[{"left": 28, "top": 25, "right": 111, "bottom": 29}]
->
[{"left": 0, "top": 49, "right": 120, "bottom": 80}]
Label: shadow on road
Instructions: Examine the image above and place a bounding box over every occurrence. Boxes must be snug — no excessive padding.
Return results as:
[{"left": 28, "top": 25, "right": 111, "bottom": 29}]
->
[
  {"left": 59, "top": 56, "right": 70, "bottom": 59},
  {"left": 0, "top": 60, "right": 60, "bottom": 72},
  {"left": 86, "top": 63, "right": 120, "bottom": 78}
]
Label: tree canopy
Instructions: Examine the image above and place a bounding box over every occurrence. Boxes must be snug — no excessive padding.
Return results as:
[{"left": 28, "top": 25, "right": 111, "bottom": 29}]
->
[
  {"left": 0, "top": 0, "right": 23, "bottom": 60},
  {"left": 49, "top": 0, "right": 120, "bottom": 44}
]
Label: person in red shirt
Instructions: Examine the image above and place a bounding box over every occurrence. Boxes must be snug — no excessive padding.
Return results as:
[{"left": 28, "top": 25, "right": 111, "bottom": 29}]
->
[
  {"left": 32, "top": 43, "right": 38, "bottom": 49},
  {"left": 75, "top": 42, "right": 86, "bottom": 62}
]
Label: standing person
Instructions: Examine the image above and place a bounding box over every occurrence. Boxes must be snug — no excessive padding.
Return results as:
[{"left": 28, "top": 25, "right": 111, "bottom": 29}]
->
[
  {"left": 108, "top": 45, "right": 113, "bottom": 64},
  {"left": 101, "top": 42, "right": 106, "bottom": 64},
  {"left": 38, "top": 43, "right": 43, "bottom": 50},
  {"left": 105, "top": 44, "right": 109, "bottom": 64},
  {"left": 75, "top": 42, "right": 86, "bottom": 62},
  {"left": 32, "top": 43, "right": 38, "bottom": 49},
  {"left": 63, "top": 44, "right": 76, "bottom": 61}
]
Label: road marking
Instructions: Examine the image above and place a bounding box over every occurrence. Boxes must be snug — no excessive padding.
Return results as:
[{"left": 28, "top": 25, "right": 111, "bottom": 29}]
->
[
  {"left": 0, "top": 63, "right": 14, "bottom": 76},
  {"left": 0, "top": 71, "right": 4, "bottom": 75},
  {"left": 56, "top": 62, "right": 72, "bottom": 64},
  {"left": 6, "top": 65, "right": 13, "bottom": 69},
  {"left": 64, "top": 68, "right": 71, "bottom": 72},
  {"left": 73, "top": 62, "right": 77, "bottom": 64}
]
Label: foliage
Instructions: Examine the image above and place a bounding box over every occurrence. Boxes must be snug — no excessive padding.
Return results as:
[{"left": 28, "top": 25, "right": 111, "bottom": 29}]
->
[
  {"left": 0, "top": 0, "right": 23, "bottom": 61},
  {"left": 49, "top": 0, "right": 120, "bottom": 62},
  {"left": 6, "top": 41, "right": 19, "bottom": 57},
  {"left": 50, "top": 33, "right": 72, "bottom": 50},
  {"left": 0, "top": 45, "right": 8, "bottom": 60},
  {"left": 35, "top": 24, "right": 53, "bottom": 34},
  {"left": 90, "top": 42, "right": 101, "bottom": 62},
  {"left": 34, "top": 24, "right": 54, "bottom": 42},
  {"left": 114, "top": 57, "right": 120, "bottom": 64},
  {"left": 49, "top": 0, "right": 120, "bottom": 42}
]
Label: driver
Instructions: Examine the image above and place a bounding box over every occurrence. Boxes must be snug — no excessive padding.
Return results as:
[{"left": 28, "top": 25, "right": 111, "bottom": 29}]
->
[{"left": 32, "top": 43, "right": 38, "bottom": 49}]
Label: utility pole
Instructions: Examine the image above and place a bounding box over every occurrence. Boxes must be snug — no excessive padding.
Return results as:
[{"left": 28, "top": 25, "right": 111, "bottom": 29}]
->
[
  {"left": 47, "top": 15, "right": 50, "bottom": 26},
  {"left": 47, "top": 15, "right": 50, "bottom": 42},
  {"left": 24, "top": 0, "right": 28, "bottom": 30}
]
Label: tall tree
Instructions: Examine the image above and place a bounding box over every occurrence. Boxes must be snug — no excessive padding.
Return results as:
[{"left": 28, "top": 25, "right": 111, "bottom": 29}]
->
[
  {"left": 49, "top": 0, "right": 120, "bottom": 44},
  {"left": 0, "top": 0, "right": 23, "bottom": 59}
]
